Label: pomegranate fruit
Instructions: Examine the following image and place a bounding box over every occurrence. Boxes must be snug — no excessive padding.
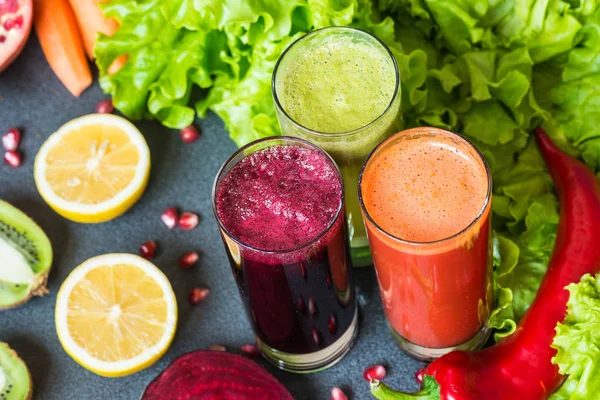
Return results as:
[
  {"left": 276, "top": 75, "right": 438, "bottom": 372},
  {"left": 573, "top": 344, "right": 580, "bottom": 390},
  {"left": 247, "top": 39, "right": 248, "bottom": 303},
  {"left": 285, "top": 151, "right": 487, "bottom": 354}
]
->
[
  {"left": 0, "top": 0, "right": 32, "bottom": 72},
  {"left": 2, "top": 128, "right": 20, "bottom": 150},
  {"left": 141, "top": 351, "right": 293, "bottom": 400}
]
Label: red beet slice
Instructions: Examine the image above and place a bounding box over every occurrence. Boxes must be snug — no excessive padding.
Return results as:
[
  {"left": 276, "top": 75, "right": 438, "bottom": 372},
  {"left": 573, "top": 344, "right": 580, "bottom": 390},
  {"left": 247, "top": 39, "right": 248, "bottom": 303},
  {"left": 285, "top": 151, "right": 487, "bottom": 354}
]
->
[{"left": 141, "top": 350, "right": 293, "bottom": 400}]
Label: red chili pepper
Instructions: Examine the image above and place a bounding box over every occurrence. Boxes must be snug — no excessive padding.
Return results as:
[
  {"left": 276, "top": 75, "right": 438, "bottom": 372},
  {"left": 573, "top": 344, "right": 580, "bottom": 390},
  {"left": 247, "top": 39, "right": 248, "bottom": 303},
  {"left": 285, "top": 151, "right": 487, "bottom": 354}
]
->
[{"left": 370, "top": 129, "right": 600, "bottom": 400}]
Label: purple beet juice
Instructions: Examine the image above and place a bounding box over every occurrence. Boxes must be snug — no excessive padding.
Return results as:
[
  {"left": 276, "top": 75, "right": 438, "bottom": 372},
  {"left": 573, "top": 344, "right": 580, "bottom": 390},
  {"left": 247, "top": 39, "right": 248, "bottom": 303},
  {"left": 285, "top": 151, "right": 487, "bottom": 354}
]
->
[{"left": 214, "top": 141, "right": 356, "bottom": 361}]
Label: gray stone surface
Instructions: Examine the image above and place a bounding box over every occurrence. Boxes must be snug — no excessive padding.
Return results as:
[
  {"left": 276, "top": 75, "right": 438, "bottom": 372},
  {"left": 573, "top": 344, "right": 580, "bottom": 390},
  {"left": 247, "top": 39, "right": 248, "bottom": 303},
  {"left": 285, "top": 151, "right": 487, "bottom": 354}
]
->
[{"left": 0, "top": 36, "right": 424, "bottom": 399}]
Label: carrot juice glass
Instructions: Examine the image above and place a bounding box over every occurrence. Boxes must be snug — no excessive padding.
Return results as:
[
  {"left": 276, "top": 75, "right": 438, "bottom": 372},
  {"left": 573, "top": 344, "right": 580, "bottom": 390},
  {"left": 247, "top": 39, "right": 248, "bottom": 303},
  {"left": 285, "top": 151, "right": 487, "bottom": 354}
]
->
[{"left": 358, "top": 127, "right": 493, "bottom": 360}]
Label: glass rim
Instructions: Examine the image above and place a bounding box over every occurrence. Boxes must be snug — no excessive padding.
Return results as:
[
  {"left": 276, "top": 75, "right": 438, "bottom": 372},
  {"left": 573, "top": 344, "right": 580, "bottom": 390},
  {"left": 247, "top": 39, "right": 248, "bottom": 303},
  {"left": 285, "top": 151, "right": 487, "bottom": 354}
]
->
[
  {"left": 212, "top": 135, "right": 345, "bottom": 254},
  {"left": 271, "top": 26, "right": 400, "bottom": 138},
  {"left": 358, "top": 127, "right": 493, "bottom": 246}
]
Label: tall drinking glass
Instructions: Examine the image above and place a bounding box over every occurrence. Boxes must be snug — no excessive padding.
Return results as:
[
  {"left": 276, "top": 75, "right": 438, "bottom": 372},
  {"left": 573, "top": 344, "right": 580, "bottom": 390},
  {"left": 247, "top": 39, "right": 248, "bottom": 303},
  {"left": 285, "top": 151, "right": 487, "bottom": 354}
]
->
[
  {"left": 272, "top": 26, "right": 402, "bottom": 267},
  {"left": 359, "top": 127, "right": 493, "bottom": 361},
  {"left": 213, "top": 137, "right": 358, "bottom": 373}
]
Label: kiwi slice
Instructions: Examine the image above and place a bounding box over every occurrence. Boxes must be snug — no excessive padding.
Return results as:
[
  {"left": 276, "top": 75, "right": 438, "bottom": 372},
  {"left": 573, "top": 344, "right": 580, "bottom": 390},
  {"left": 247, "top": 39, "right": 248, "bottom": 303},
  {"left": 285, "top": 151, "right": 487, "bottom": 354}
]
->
[
  {"left": 0, "top": 201, "right": 52, "bottom": 309},
  {"left": 0, "top": 343, "right": 32, "bottom": 400}
]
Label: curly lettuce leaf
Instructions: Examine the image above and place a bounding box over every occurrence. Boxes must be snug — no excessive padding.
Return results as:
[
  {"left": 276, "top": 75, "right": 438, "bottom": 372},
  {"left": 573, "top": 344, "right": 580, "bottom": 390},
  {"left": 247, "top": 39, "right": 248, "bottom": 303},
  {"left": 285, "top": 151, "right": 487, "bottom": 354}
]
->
[{"left": 551, "top": 274, "right": 600, "bottom": 400}]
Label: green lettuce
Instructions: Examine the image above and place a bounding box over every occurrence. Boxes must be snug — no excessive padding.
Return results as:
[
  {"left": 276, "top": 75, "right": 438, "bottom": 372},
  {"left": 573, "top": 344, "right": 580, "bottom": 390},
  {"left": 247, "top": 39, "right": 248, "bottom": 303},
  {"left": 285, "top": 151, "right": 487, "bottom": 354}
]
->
[
  {"left": 96, "top": 0, "right": 600, "bottom": 340},
  {"left": 551, "top": 274, "right": 600, "bottom": 399}
]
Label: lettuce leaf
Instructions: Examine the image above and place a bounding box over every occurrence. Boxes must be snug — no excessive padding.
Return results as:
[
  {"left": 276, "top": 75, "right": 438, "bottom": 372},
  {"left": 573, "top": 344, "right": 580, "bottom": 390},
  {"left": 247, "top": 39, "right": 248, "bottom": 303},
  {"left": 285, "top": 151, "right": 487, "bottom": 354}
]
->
[{"left": 551, "top": 274, "right": 600, "bottom": 400}]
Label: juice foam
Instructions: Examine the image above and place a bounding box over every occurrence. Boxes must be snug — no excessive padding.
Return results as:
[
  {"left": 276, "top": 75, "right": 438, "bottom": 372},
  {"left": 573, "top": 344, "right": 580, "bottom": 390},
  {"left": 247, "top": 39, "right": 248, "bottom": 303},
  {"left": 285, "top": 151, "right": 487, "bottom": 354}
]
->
[
  {"left": 362, "top": 133, "right": 489, "bottom": 242},
  {"left": 216, "top": 145, "right": 342, "bottom": 251},
  {"left": 278, "top": 33, "right": 396, "bottom": 133}
]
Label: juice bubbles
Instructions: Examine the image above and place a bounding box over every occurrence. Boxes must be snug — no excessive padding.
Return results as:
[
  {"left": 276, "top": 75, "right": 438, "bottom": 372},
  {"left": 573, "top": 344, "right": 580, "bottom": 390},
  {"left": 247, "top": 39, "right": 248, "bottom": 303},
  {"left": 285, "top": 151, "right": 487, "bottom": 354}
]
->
[
  {"left": 213, "top": 137, "right": 357, "bottom": 373},
  {"left": 273, "top": 27, "right": 401, "bottom": 266},
  {"left": 359, "top": 127, "right": 493, "bottom": 360}
]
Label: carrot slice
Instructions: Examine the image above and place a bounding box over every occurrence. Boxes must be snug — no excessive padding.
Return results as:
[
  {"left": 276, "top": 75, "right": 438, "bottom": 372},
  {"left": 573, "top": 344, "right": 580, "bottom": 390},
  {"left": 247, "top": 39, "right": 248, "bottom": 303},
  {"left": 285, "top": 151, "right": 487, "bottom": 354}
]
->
[
  {"left": 67, "top": 0, "right": 119, "bottom": 59},
  {"left": 33, "top": 0, "right": 92, "bottom": 97}
]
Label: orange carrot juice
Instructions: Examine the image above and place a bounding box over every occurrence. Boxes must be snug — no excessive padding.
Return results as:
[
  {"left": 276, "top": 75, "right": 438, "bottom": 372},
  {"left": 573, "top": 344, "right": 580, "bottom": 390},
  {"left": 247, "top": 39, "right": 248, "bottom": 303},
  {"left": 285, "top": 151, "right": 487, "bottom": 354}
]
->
[{"left": 359, "top": 127, "right": 492, "bottom": 360}]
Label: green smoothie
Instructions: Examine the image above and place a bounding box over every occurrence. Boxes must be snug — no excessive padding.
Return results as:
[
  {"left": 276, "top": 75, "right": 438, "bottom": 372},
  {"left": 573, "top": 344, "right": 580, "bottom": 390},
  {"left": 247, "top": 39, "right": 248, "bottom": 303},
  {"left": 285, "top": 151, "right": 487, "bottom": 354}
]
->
[{"left": 273, "top": 27, "right": 402, "bottom": 266}]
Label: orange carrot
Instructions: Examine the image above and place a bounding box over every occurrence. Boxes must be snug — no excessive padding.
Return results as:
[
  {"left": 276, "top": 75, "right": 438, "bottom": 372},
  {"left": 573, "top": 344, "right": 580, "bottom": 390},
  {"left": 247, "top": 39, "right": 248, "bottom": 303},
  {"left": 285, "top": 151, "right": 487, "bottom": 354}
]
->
[
  {"left": 33, "top": 0, "right": 92, "bottom": 97},
  {"left": 108, "top": 54, "right": 129, "bottom": 75},
  {"left": 67, "top": 0, "right": 119, "bottom": 59}
]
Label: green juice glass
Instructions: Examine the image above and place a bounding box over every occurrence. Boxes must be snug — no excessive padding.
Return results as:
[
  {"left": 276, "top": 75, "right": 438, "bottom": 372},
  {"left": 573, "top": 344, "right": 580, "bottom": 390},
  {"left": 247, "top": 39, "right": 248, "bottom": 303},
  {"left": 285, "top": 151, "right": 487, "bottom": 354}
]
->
[{"left": 272, "top": 26, "right": 402, "bottom": 266}]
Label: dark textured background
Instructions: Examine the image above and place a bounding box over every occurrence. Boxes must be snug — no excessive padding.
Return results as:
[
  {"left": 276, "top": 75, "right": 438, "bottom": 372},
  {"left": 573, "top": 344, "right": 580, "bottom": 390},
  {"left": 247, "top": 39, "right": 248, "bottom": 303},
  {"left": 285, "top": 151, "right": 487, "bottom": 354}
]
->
[{"left": 0, "top": 36, "right": 423, "bottom": 399}]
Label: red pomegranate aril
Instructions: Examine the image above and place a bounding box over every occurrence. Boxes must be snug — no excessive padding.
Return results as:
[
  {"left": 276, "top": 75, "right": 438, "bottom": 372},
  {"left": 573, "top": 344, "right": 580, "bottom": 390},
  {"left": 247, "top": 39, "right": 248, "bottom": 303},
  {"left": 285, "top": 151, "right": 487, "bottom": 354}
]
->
[
  {"left": 312, "top": 327, "right": 321, "bottom": 345},
  {"left": 179, "top": 212, "right": 199, "bottom": 230},
  {"left": 96, "top": 98, "right": 114, "bottom": 114},
  {"left": 3, "top": 16, "right": 21, "bottom": 31},
  {"left": 326, "top": 275, "right": 332, "bottom": 288},
  {"left": 208, "top": 344, "right": 226, "bottom": 352},
  {"left": 297, "top": 296, "right": 306, "bottom": 313},
  {"left": 3, "top": 150, "right": 21, "bottom": 168},
  {"left": 2, "top": 128, "right": 21, "bottom": 151},
  {"left": 0, "top": 36, "right": 5, "bottom": 43},
  {"left": 180, "top": 126, "right": 200, "bottom": 144},
  {"left": 140, "top": 241, "right": 157, "bottom": 260},
  {"left": 240, "top": 344, "right": 259, "bottom": 357},
  {"left": 179, "top": 251, "right": 199, "bottom": 268},
  {"left": 308, "top": 297, "right": 317, "bottom": 315},
  {"left": 189, "top": 287, "right": 210, "bottom": 305},
  {"left": 331, "top": 387, "right": 348, "bottom": 400},
  {"left": 363, "top": 364, "right": 386, "bottom": 381},
  {"left": 161, "top": 207, "right": 179, "bottom": 229},
  {"left": 328, "top": 314, "right": 337, "bottom": 334}
]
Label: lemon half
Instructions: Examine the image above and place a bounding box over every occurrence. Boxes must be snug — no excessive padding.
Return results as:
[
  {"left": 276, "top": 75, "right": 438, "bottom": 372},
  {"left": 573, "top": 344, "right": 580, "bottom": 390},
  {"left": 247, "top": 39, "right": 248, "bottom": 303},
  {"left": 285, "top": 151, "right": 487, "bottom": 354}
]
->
[
  {"left": 55, "top": 254, "right": 178, "bottom": 377},
  {"left": 34, "top": 114, "right": 150, "bottom": 223}
]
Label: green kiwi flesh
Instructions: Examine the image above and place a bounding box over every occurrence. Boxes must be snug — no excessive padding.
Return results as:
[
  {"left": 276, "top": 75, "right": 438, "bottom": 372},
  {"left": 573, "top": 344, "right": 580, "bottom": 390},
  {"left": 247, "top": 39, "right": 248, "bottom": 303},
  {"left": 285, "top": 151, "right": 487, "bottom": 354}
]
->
[
  {"left": 0, "top": 343, "right": 32, "bottom": 400},
  {"left": 0, "top": 201, "right": 52, "bottom": 309}
]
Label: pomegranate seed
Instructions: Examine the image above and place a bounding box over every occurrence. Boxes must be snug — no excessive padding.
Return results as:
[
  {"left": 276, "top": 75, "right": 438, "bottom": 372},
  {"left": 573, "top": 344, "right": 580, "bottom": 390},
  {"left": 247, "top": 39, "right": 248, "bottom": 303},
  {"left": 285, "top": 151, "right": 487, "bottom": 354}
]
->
[
  {"left": 189, "top": 287, "right": 210, "bottom": 304},
  {"left": 0, "top": 36, "right": 5, "bottom": 43},
  {"left": 297, "top": 296, "right": 306, "bottom": 313},
  {"left": 2, "top": 128, "right": 21, "bottom": 151},
  {"left": 328, "top": 314, "right": 337, "bottom": 334},
  {"left": 14, "top": 15, "right": 23, "bottom": 28},
  {"left": 300, "top": 262, "right": 307, "bottom": 279},
  {"left": 326, "top": 275, "right": 332, "bottom": 288},
  {"left": 363, "top": 364, "right": 387, "bottom": 381},
  {"left": 3, "top": 150, "right": 21, "bottom": 168},
  {"left": 208, "top": 344, "right": 226, "bottom": 352},
  {"left": 3, "top": 18, "right": 15, "bottom": 30},
  {"left": 179, "top": 212, "right": 199, "bottom": 230},
  {"left": 179, "top": 251, "right": 199, "bottom": 268},
  {"left": 331, "top": 387, "right": 348, "bottom": 400},
  {"left": 241, "top": 344, "right": 259, "bottom": 357},
  {"left": 312, "top": 327, "right": 321, "bottom": 345},
  {"left": 308, "top": 297, "right": 317, "bottom": 315},
  {"left": 96, "top": 98, "right": 114, "bottom": 114},
  {"left": 160, "top": 207, "right": 179, "bottom": 229},
  {"left": 180, "top": 125, "right": 200, "bottom": 144},
  {"left": 140, "top": 241, "right": 157, "bottom": 259}
]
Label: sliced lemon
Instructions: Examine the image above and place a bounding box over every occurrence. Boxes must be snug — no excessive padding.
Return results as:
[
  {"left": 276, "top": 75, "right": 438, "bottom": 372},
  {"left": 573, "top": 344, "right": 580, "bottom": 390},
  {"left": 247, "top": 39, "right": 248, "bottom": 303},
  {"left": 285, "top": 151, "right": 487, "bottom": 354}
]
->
[
  {"left": 55, "top": 254, "right": 178, "bottom": 377},
  {"left": 34, "top": 114, "right": 150, "bottom": 223}
]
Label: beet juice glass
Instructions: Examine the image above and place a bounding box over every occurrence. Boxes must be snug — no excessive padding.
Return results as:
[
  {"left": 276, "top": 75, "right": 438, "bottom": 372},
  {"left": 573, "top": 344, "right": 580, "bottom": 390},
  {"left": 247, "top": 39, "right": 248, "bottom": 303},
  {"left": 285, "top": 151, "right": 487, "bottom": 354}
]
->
[
  {"left": 212, "top": 137, "right": 358, "bottom": 373},
  {"left": 359, "top": 127, "right": 493, "bottom": 361}
]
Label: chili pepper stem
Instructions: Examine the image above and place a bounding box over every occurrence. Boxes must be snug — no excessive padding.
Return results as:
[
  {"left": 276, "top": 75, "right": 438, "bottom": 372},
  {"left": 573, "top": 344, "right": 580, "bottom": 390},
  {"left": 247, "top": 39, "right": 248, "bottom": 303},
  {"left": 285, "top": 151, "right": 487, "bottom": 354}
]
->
[{"left": 370, "top": 377, "right": 440, "bottom": 399}]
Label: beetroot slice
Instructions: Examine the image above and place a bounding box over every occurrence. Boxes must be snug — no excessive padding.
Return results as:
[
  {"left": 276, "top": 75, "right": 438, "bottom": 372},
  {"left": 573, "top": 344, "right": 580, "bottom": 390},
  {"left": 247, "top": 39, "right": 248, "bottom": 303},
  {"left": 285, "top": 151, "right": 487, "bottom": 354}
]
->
[{"left": 141, "top": 350, "right": 294, "bottom": 400}]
